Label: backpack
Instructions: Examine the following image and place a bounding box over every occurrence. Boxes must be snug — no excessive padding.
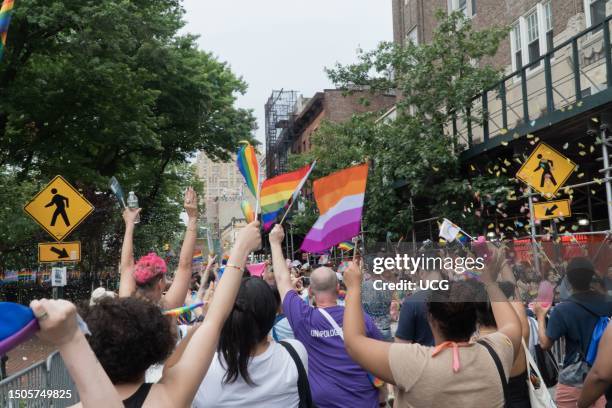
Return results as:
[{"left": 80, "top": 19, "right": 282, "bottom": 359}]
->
[{"left": 570, "top": 301, "right": 611, "bottom": 366}]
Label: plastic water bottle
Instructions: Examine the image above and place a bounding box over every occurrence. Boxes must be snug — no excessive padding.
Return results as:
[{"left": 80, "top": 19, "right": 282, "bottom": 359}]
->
[{"left": 127, "top": 191, "right": 140, "bottom": 224}]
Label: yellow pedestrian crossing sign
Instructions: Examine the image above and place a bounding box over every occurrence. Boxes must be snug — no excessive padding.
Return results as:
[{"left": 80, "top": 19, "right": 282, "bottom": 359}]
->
[
  {"left": 516, "top": 143, "right": 576, "bottom": 198},
  {"left": 24, "top": 176, "right": 94, "bottom": 242}
]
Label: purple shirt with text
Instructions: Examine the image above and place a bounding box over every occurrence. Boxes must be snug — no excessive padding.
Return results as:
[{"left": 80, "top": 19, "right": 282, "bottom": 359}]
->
[{"left": 283, "top": 290, "right": 383, "bottom": 408}]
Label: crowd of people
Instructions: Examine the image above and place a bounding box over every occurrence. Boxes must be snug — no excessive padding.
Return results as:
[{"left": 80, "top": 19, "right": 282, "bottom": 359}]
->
[{"left": 25, "top": 188, "right": 612, "bottom": 407}]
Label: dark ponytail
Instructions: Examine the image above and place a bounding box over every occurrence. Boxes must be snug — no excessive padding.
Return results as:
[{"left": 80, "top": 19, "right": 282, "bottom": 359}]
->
[{"left": 218, "top": 277, "right": 278, "bottom": 385}]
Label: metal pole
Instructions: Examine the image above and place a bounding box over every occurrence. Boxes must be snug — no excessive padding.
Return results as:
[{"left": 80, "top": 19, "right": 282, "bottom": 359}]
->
[
  {"left": 527, "top": 187, "right": 541, "bottom": 274},
  {"left": 601, "top": 127, "right": 612, "bottom": 231}
]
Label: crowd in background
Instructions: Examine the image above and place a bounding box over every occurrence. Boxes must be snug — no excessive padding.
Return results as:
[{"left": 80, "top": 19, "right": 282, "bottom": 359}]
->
[{"left": 18, "top": 188, "right": 612, "bottom": 407}]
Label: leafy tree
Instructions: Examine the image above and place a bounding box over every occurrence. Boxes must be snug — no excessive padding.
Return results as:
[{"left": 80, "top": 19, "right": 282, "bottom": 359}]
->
[
  {"left": 0, "top": 0, "right": 255, "bottom": 277},
  {"left": 290, "top": 11, "right": 514, "bottom": 242}
]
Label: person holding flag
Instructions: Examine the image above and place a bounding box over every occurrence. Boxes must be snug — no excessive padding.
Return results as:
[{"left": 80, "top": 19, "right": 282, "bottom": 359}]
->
[{"left": 269, "top": 223, "right": 384, "bottom": 408}]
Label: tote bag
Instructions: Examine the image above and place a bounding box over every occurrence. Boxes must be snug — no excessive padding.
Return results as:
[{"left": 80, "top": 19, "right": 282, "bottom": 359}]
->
[{"left": 523, "top": 338, "right": 556, "bottom": 408}]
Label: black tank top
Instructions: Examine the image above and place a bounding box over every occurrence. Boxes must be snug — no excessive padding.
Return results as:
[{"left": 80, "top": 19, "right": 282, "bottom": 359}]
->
[{"left": 123, "top": 383, "right": 153, "bottom": 408}]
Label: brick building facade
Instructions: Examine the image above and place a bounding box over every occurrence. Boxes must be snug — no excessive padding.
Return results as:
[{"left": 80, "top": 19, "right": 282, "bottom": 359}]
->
[
  {"left": 291, "top": 89, "right": 396, "bottom": 154},
  {"left": 392, "top": 0, "right": 609, "bottom": 73}
]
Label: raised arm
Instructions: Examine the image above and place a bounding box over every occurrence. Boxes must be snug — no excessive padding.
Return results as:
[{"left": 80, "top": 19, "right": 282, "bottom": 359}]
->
[
  {"left": 578, "top": 324, "right": 612, "bottom": 408},
  {"left": 119, "top": 207, "right": 141, "bottom": 297},
  {"left": 160, "top": 221, "right": 261, "bottom": 407},
  {"left": 269, "top": 224, "right": 293, "bottom": 301},
  {"left": 534, "top": 302, "right": 554, "bottom": 350},
  {"left": 481, "top": 246, "right": 522, "bottom": 357},
  {"left": 164, "top": 187, "right": 199, "bottom": 309},
  {"left": 30, "top": 299, "right": 122, "bottom": 408},
  {"left": 343, "top": 261, "right": 394, "bottom": 384}
]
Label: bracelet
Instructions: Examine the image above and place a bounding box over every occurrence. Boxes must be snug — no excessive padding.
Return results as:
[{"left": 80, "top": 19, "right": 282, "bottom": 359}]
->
[{"left": 225, "top": 263, "right": 243, "bottom": 271}]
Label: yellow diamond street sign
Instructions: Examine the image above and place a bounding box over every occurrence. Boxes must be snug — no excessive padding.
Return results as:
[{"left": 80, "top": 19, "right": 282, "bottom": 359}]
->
[
  {"left": 39, "top": 242, "right": 81, "bottom": 263},
  {"left": 516, "top": 143, "right": 576, "bottom": 198},
  {"left": 24, "top": 176, "right": 94, "bottom": 242},
  {"left": 533, "top": 199, "right": 572, "bottom": 221}
]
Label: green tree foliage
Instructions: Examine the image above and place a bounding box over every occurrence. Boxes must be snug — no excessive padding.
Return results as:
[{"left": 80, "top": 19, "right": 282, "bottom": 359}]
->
[
  {"left": 290, "top": 11, "right": 512, "bottom": 241},
  {"left": 0, "top": 0, "right": 255, "bottom": 275}
]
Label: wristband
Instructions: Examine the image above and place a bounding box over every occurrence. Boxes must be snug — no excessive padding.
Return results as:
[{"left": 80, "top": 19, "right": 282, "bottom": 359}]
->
[{"left": 225, "top": 263, "right": 243, "bottom": 271}]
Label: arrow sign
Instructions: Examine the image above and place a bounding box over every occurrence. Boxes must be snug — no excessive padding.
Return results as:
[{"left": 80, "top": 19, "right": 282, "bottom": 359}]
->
[
  {"left": 50, "top": 246, "right": 69, "bottom": 259},
  {"left": 38, "top": 242, "right": 81, "bottom": 263},
  {"left": 533, "top": 199, "right": 572, "bottom": 221},
  {"left": 544, "top": 204, "right": 559, "bottom": 217}
]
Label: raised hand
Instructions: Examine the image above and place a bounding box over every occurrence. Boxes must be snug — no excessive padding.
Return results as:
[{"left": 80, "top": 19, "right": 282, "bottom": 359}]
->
[
  {"left": 30, "top": 299, "right": 79, "bottom": 346},
  {"left": 269, "top": 224, "right": 285, "bottom": 245},
  {"left": 235, "top": 221, "right": 262, "bottom": 254},
  {"left": 122, "top": 207, "right": 141, "bottom": 225},
  {"left": 184, "top": 187, "right": 198, "bottom": 220},
  {"left": 344, "top": 261, "right": 363, "bottom": 290},
  {"left": 481, "top": 244, "right": 504, "bottom": 284}
]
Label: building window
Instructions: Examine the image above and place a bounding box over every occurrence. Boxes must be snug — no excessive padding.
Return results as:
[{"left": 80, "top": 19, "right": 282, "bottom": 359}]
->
[
  {"left": 586, "top": 0, "right": 610, "bottom": 27},
  {"left": 544, "top": 2, "right": 553, "bottom": 51},
  {"left": 406, "top": 27, "right": 419, "bottom": 45},
  {"left": 526, "top": 11, "right": 540, "bottom": 63},
  {"left": 449, "top": 0, "right": 475, "bottom": 17},
  {"left": 510, "top": 3, "right": 553, "bottom": 73},
  {"left": 511, "top": 23, "right": 523, "bottom": 71}
]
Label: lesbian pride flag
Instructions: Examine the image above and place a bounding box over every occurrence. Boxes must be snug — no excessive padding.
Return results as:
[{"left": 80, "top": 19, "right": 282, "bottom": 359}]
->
[
  {"left": 261, "top": 163, "right": 314, "bottom": 231},
  {"left": 301, "top": 164, "right": 368, "bottom": 253}
]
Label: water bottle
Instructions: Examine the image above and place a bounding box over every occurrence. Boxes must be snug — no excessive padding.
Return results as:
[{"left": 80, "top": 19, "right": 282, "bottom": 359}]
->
[{"left": 127, "top": 191, "right": 140, "bottom": 224}]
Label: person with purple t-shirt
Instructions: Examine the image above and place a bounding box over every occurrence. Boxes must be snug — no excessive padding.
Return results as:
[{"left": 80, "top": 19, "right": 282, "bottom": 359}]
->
[{"left": 270, "top": 225, "right": 383, "bottom": 408}]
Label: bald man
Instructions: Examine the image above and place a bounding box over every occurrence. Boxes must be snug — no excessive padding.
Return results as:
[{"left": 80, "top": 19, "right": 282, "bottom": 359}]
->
[{"left": 269, "top": 225, "right": 383, "bottom": 408}]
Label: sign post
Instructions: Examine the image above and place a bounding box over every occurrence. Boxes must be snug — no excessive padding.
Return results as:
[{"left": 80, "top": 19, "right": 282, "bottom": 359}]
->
[
  {"left": 24, "top": 176, "right": 94, "bottom": 299},
  {"left": 517, "top": 144, "right": 577, "bottom": 274}
]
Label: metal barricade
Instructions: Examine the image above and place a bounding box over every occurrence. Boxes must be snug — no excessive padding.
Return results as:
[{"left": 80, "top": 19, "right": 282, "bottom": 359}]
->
[{"left": 0, "top": 351, "right": 79, "bottom": 407}]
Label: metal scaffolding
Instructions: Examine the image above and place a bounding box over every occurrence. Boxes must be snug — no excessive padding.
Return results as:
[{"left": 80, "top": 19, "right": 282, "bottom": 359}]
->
[{"left": 264, "top": 90, "right": 298, "bottom": 178}]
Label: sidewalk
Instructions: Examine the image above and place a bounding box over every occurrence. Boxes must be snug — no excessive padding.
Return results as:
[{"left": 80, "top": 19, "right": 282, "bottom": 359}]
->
[{"left": 5, "top": 337, "right": 55, "bottom": 376}]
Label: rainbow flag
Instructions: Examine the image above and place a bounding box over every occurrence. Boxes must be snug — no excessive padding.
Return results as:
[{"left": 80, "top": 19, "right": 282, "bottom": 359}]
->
[
  {"left": 0, "top": 0, "right": 14, "bottom": 61},
  {"left": 240, "top": 200, "right": 255, "bottom": 223},
  {"left": 192, "top": 250, "right": 203, "bottom": 264},
  {"left": 261, "top": 163, "right": 315, "bottom": 231},
  {"left": 338, "top": 241, "right": 354, "bottom": 252},
  {"left": 301, "top": 164, "right": 368, "bottom": 253},
  {"left": 236, "top": 142, "right": 259, "bottom": 198}
]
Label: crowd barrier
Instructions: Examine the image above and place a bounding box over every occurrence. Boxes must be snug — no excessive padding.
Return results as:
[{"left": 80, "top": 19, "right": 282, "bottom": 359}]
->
[{"left": 0, "top": 351, "right": 78, "bottom": 407}]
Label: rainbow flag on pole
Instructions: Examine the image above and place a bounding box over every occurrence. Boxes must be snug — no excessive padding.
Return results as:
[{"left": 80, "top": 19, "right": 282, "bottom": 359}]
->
[
  {"left": 338, "top": 241, "right": 355, "bottom": 252},
  {"left": 236, "top": 142, "right": 259, "bottom": 198},
  {"left": 301, "top": 164, "right": 368, "bottom": 253},
  {"left": 261, "top": 163, "right": 315, "bottom": 231},
  {"left": 240, "top": 200, "right": 255, "bottom": 223},
  {"left": 0, "top": 0, "right": 15, "bottom": 61}
]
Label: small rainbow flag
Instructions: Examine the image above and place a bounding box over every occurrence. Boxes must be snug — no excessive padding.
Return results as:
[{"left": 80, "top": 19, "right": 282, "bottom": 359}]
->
[
  {"left": 338, "top": 241, "right": 354, "bottom": 252},
  {"left": 192, "top": 250, "right": 203, "bottom": 264},
  {"left": 0, "top": 0, "right": 15, "bottom": 61},
  {"left": 240, "top": 200, "right": 255, "bottom": 223},
  {"left": 236, "top": 142, "right": 259, "bottom": 198},
  {"left": 301, "top": 164, "right": 368, "bottom": 253},
  {"left": 261, "top": 163, "right": 315, "bottom": 231}
]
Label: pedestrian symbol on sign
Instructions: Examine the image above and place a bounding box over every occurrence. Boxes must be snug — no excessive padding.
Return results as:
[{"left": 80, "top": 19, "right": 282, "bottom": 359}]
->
[
  {"left": 516, "top": 143, "right": 576, "bottom": 198},
  {"left": 24, "top": 175, "right": 94, "bottom": 242},
  {"left": 533, "top": 154, "right": 557, "bottom": 188},
  {"left": 45, "top": 188, "right": 70, "bottom": 227}
]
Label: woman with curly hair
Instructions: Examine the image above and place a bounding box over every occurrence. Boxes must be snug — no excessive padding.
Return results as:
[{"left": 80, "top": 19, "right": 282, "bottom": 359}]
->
[{"left": 74, "top": 221, "right": 262, "bottom": 408}]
